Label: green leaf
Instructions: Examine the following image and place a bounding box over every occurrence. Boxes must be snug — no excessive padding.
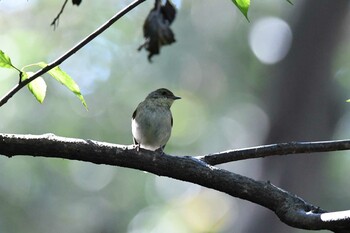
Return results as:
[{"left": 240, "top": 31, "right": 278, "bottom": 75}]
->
[
  {"left": 346, "top": 99, "right": 350, "bottom": 103},
  {"left": 0, "top": 50, "right": 14, "bottom": 68},
  {"left": 23, "top": 71, "right": 47, "bottom": 103},
  {"left": 232, "top": 0, "right": 250, "bottom": 21},
  {"left": 37, "top": 62, "right": 88, "bottom": 109},
  {"left": 28, "top": 76, "right": 47, "bottom": 104}
]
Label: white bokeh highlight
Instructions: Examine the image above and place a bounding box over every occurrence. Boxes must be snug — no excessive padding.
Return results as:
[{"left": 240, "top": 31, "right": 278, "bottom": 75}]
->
[{"left": 249, "top": 17, "right": 292, "bottom": 65}]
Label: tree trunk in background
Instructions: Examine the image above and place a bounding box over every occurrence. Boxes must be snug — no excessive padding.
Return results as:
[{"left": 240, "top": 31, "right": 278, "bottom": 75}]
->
[{"left": 246, "top": 1, "right": 349, "bottom": 232}]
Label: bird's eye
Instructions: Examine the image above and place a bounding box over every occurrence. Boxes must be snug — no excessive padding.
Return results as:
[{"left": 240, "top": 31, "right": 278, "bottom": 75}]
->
[{"left": 161, "top": 91, "right": 167, "bottom": 96}]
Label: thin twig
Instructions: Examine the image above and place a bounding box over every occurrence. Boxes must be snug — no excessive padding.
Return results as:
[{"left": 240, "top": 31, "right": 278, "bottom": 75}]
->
[
  {"left": 198, "top": 139, "right": 350, "bottom": 165},
  {"left": 0, "top": 0, "right": 147, "bottom": 108},
  {"left": 51, "top": 0, "right": 69, "bottom": 29}
]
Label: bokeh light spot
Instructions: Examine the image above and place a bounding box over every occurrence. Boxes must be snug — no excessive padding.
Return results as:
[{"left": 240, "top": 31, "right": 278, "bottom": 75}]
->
[{"left": 249, "top": 17, "right": 292, "bottom": 64}]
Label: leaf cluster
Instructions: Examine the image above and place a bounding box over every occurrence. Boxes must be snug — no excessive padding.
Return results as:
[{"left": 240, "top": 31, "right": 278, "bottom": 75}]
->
[{"left": 0, "top": 50, "right": 87, "bottom": 108}]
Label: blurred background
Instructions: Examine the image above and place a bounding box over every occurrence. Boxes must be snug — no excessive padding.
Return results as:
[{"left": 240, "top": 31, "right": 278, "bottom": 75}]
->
[{"left": 0, "top": 0, "right": 350, "bottom": 232}]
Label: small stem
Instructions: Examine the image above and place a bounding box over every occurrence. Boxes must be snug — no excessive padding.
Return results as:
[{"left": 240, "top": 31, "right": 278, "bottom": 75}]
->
[
  {"left": 51, "top": 0, "right": 69, "bottom": 29},
  {"left": 18, "top": 71, "right": 23, "bottom": 84}
]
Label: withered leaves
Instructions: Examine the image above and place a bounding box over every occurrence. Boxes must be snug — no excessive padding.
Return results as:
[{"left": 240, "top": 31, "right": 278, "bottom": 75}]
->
[{"left": 138, "top": 0, "right": 177, "bottom": 62}]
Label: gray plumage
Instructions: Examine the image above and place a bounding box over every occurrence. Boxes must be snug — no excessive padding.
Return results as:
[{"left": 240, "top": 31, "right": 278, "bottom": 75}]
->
[{"left": 132, "top": 88, "right": 180, "bottom": 151}]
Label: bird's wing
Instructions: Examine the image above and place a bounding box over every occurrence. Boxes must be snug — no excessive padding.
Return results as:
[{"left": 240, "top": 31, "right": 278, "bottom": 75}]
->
[
  {"left": 132, "top": 108, "right": 137, "bottom": 119},
  {"left": 171, "top": 114, "right": 173, "bottom": 127},
  {"left": 132, "top": 108, "right": 139, "bottom": 145}
]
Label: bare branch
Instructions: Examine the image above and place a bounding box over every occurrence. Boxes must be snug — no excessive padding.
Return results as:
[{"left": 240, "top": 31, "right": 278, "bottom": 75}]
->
[
  {"left": 198, "top": 140, "right": 350, "bottom": 165},
  {"left": 0, "top": 133, "right": 349, "bottom": 232},
  {"left": 51, "top": 0, "right": 69, "bottom": 29},
  {"left": 0, "top": 0, "right": 146, "bottom": 108}
]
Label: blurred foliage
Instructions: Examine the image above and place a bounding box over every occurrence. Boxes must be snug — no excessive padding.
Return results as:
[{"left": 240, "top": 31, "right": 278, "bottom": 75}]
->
[{"left": 0, "top": 0, "right": 349, "bottom": 233}]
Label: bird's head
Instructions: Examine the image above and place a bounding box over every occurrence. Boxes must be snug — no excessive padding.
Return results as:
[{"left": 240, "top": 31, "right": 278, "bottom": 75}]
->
[{"left": 145, "top": 88, "right": 181, "bottom": 107}]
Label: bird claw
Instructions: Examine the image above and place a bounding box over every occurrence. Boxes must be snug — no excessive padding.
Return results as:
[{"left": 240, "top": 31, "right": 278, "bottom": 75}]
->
[{"left": 133, "top": 143, "right": 140, "bottom": 152}]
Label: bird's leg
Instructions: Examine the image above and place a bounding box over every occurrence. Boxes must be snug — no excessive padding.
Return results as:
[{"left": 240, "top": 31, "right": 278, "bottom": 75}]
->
[
  {"left": 156, "top": 145, "right": 166, "bottom": 155},
  {"left": 133, "top": 138, "right": 140, "bottom": 152},
  {"left": 135, "top": 144, "right": 140, "bottom": 152}
]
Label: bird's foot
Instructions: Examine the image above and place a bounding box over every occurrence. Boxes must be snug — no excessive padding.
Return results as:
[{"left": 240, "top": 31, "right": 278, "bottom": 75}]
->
[{"left": 133, "top": 143, "right": 140, "bottom": 152}]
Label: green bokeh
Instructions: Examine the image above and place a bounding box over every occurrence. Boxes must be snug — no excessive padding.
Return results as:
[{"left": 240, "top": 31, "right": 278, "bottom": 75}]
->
[{"left": 0, "top": 1, "right": 348, "bottom": 233}]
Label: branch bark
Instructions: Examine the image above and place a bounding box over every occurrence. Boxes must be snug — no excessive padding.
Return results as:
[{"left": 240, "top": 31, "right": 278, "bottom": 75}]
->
[
  {"left": 0, "top": 133, "right": 350, "bottom": 232},
  {"left": 199, "top": 140, "right": 350, "bottom": 165}
]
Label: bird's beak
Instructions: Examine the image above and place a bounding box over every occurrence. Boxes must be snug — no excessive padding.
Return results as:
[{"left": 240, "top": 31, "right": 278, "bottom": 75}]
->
[{"left": 173, "top": 96, "right": 181, "bottom": 100}]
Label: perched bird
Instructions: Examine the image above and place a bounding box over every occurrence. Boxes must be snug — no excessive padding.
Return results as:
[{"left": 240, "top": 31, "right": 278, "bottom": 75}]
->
[{"left": 131, "top": 88, "right": 181, "bottom": 151}]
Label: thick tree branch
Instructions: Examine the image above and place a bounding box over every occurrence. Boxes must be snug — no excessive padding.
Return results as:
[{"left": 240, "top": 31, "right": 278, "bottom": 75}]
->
[
  {"left": 0, "top": 0, "right": 146, "bottom": 108},
  {"left": 0, "top": 133, "right": 349, "bottom": 232}
]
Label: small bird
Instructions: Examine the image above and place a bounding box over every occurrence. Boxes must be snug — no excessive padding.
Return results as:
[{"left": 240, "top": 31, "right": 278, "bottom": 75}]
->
[{"left": 131, "top": 88, "right": 181, "bottom": 151}]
